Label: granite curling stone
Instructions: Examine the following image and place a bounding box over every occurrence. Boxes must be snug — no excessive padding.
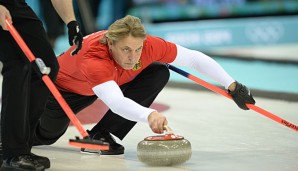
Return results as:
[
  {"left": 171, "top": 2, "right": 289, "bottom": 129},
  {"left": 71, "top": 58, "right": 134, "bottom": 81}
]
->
[{"left": 137, "top": 127, "right": 192, "bottom": 166}]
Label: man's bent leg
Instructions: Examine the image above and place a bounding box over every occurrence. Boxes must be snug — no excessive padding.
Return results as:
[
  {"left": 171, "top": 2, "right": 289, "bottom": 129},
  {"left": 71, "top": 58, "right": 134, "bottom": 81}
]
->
[
  {"left": 34, "top": 92, "right": 98, "bottom": 145},
  {"left": 90, "top": 62, "right": 170, "bottom": 140}
]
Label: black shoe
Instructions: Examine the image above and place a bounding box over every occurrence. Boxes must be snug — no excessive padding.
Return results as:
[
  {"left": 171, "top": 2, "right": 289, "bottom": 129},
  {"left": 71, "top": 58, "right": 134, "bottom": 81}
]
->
[
  {"left": 30, "top": 153, "right": 50, "bottom": 169},
  {"left": 1, "top": 155, "right": 45, "bottom": 171},
  {"left": 81, "top": 130, "right": 124, "bottom": 155}
]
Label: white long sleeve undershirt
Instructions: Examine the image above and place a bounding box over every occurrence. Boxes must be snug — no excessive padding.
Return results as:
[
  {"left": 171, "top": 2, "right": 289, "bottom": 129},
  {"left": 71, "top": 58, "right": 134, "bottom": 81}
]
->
[
  {"left": 92, "top": 81, "right": 156, "bottom": 123},
  {"left": 92, "top": 44, "right": 235, "bottom": 123},
  {"left": 171, "top": 44, "right": 235, "bottom": 89}
]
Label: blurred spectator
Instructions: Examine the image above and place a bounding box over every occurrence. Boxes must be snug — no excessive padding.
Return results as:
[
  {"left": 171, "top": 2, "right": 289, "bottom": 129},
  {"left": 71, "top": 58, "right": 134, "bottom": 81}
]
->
[
  {"left": 74, "top": 0, "right": 133, "bottom": 35},
  {"left": 38, "top": 0, "right": 133, "bottom": 43},
  {"left": 191, "top": 0, "right": 245, "bottom": 6},
  {"left": 39, "top": 0, "right": 65, "bottom": 48}
]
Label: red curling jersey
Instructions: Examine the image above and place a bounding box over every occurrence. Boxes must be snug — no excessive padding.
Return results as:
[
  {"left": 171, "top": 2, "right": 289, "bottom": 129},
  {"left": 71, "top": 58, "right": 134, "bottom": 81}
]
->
[{"left": 56, "top": 31, "right": 177, "bottom": 96}]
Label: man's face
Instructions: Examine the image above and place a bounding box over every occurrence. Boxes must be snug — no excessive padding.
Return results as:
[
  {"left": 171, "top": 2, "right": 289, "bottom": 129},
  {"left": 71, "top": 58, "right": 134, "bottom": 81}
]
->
[{"left": 109, "top": 35, "right": 144, "bottom": 70}]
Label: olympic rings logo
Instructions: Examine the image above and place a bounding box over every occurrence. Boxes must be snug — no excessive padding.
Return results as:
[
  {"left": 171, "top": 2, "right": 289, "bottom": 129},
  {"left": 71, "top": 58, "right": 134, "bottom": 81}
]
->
[{"left": 245, "top": 22, "right": 284, "bottom": 44}]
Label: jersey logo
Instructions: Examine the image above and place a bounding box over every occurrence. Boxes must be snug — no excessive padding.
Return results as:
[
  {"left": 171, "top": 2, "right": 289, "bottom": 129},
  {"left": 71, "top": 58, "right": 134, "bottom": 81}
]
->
[{"left": 132, "top": 60, "right": 142, "bottom": 71}]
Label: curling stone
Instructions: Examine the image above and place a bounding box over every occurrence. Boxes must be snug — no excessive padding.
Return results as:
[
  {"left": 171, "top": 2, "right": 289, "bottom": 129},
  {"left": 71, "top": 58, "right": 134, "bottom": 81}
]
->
[{"left": 137, "top": 126, "right": 192, "bottom": 166}]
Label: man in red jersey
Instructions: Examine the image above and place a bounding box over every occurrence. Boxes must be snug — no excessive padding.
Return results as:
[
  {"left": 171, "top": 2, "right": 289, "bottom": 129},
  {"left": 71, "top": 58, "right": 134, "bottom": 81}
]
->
[{"left": 34, "top": 15, "right": 255, "bottom": 155}]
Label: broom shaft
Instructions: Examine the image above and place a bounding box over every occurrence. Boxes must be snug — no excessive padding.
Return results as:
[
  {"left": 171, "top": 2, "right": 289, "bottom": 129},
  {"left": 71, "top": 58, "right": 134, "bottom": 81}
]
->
[
  {"left": 5, "top": 19, "right": 89, "bottom": 138},
  {"left": 167, "top": 64, "right": 298, "bottom": 132}
]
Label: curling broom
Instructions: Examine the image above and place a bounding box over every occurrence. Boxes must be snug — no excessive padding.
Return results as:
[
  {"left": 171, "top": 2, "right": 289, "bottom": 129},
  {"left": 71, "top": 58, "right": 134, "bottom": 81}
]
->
[
  {"left": 167, "top": 64, "right": 298, "bottom": 132},
  {"left": 5, "top": 19, "right": 109, "bottom": 151}
]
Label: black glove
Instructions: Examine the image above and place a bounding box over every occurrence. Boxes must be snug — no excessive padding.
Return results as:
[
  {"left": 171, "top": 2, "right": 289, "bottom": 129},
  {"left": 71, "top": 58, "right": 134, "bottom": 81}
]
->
[
  {"left": 67, "top": 20, "right": 83, "bottom": 56},
  {"left": 228, "top": 81, "right": 255, "bottom": 110}
]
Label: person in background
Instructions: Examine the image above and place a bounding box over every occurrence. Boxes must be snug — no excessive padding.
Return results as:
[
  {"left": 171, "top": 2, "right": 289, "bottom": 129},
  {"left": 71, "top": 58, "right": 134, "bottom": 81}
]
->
[
  {"left": 38, "top": 0, "right": 65, "bottom": 49},
  {"left": 33, "top": 15, "right": 255, "bottom": 156},
  {"left": 74, "top": 0, "right": 132, "bottom": 35},
  {"left": 0, "top": 0, "right": 83, "bottom": 170}
]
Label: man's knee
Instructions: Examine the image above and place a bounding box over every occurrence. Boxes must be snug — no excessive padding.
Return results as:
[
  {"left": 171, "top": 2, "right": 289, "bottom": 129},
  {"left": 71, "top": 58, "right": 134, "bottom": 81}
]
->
[
  {"left": 149, "top": 62, "right": 170, "bottom": 88},
  {"left": 34, "top": 110, "right": 70, "bottom": 145}
]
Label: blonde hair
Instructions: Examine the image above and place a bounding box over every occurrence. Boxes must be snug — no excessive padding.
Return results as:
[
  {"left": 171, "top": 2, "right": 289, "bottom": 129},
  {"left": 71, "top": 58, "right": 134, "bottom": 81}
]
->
[{"left": 100, "top": 15, "right": 146, "bottom": 45}]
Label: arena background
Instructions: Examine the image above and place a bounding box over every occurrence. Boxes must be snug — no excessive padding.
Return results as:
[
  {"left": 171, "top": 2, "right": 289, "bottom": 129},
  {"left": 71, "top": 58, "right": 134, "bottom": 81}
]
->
[
  {"left": 23, "top": 0, "right": 298, "bottom": 101},
  {"left": 0, "top": 1, "right": 298, "bottom": 171}
]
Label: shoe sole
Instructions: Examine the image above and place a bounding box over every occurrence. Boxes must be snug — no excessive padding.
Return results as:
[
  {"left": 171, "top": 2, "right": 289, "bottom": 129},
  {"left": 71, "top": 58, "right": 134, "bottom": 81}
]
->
[
  {"left": 81, "top": 148, "right": 124, "bottom": 155},
  {"left": 80, "top": 149, "right": 101, "bottom": 155},
  {"left": 1, "top": 165, "right": 44, "bottom": 171}
]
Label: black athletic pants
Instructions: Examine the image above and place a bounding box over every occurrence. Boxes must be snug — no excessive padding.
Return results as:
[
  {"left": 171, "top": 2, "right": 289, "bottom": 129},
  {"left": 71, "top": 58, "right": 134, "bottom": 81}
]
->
[
  {"left": 0, "top": 2, "right": 59, "bottom": 159},
  {"left": 34, "top": 62, "right": 170, "bottom": 145}
]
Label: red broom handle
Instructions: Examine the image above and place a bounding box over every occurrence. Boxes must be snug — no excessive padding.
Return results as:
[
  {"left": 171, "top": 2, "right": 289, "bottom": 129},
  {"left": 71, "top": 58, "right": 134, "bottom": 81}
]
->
[
  {"left": 168, "top": 64, "right": 298, "bottom": 132},
  {"left": 5, "top": 19, "right": 89, "bottom": 138}
]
